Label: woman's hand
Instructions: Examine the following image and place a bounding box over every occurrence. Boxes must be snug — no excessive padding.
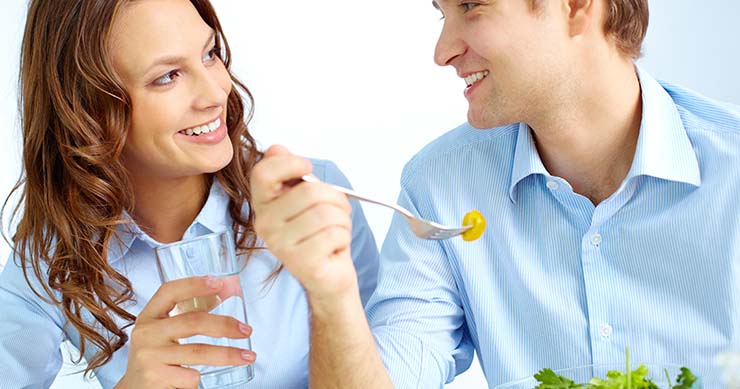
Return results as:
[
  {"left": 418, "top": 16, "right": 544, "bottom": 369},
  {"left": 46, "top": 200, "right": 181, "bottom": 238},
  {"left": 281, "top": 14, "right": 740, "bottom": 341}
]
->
[
  {"left": 250, "top": 145, "right": 359, "bottom": 306},
  {"left": 115, "top": 276, "right": 255, "bottom": 389}
]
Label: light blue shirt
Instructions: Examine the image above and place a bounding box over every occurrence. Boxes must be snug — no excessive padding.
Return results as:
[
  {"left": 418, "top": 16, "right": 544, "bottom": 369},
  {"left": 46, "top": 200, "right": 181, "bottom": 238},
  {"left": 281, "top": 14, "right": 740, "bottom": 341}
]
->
[
  {"left": 0, "top": 159, "right": 378, "bottom": 389},
  {"left": 366, "top": 67, "right": 740, "bottom": 388}
]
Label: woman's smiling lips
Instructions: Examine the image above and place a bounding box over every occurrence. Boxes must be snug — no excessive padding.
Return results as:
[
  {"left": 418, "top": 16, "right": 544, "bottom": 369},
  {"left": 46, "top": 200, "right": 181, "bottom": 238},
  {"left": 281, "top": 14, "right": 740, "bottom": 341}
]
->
[{"left": 175, "top": 115, "right": 227, "bottom": 145}]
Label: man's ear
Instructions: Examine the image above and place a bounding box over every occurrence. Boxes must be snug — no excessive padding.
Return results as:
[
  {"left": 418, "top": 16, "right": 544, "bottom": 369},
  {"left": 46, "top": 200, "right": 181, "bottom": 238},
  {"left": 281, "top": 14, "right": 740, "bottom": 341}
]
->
[{"left": 565, "top": 0, "right": 596, "bottom": 37}]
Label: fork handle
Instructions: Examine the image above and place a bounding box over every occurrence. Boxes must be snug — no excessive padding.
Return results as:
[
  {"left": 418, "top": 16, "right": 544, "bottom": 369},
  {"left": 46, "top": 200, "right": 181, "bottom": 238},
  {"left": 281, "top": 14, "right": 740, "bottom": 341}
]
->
[{"left": 301, "top": 175, "right": 415, "bottom": 219}]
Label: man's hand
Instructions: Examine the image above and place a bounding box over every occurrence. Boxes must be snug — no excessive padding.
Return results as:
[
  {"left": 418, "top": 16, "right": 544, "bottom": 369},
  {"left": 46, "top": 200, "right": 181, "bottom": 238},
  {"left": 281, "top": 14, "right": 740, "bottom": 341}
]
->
[
  {"left": 251, "top": 145, "right": 359, "bottom": 306},
  {"left": 251, "top": 145, "right": 393, "bottom": 389}
]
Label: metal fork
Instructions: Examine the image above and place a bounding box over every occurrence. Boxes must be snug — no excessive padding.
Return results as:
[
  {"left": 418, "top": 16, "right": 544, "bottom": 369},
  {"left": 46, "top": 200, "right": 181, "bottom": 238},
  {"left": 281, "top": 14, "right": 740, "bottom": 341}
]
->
[{"left": 302, "top": 175, "right": 472, "bottom": 240}]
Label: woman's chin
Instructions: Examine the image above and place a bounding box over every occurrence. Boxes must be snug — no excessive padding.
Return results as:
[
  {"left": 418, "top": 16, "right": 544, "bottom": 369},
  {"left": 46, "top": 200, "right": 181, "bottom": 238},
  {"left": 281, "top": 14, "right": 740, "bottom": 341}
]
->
[
  {"left": 205, "top": 153, "right": 234, "bottom": 173},
  {"left": 203, "top": 142, "right": 234, "bottom": 172},
  {"left": 184, "top": 149, "right": 234, "bottom": 175}
]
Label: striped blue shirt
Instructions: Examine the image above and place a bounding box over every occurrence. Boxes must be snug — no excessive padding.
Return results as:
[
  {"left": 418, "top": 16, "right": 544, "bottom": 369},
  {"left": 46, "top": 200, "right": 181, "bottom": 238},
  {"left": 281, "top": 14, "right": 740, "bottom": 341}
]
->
[
  {"left": 0, "top": 159, "right": 378, "bottom": 389},
  {"left": 366, "top": 67, "right": 740, "bottom": 388}
]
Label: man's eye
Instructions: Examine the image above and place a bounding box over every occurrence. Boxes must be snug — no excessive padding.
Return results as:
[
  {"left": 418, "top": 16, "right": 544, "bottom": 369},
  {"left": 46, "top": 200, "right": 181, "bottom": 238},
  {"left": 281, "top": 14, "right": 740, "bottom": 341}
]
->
[
  {"left": 432, "top": 1, "right": 444, "bottom": 20},
  {"left": 462, "top": 2, "right": 478, "bottom": 12}
]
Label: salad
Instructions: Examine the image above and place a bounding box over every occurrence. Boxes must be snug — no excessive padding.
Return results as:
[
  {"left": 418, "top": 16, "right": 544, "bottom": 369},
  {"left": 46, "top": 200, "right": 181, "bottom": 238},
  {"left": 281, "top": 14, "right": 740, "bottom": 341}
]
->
[{"left": 534, "top": 349, "right": 698, "bottom": 389}]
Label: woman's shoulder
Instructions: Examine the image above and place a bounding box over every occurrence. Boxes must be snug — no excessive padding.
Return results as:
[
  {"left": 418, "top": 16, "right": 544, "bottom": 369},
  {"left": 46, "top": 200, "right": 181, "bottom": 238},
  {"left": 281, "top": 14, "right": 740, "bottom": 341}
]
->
[{"left": 0, "top": 251, "right": 65, "bottom": 325}]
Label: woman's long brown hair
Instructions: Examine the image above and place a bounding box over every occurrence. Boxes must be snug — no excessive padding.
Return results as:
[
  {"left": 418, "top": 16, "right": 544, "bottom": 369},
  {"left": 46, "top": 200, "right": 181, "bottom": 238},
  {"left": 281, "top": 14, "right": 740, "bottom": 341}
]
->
[{"left": 1, "top": 0, "right": 262, "bottom": 374}]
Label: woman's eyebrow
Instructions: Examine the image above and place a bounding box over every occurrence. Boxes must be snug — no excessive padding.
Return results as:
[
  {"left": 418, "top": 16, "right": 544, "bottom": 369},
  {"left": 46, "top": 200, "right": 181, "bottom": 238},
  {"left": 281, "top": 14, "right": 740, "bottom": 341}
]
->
[{"left": 142, "top": 30, "right": 216, "bottom": 76}]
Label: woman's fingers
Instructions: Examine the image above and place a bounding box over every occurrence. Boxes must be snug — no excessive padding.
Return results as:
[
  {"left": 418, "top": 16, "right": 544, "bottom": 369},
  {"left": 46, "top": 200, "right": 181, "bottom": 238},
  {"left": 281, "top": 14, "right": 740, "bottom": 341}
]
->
[
  {"left": 133, "top": 312, "right": 252, "bottom": 346},
  {"left": 125, "top": 268, "right": 256, "bottom": 388},
  {"left": 137, "top": 276, "right": 223, "bottom": 321},
  {"left": 156, "top": 343, "right": 256, "bottom": 367},
  {"left": 123, "top": 364, "right": 202, "bottom": 389}
]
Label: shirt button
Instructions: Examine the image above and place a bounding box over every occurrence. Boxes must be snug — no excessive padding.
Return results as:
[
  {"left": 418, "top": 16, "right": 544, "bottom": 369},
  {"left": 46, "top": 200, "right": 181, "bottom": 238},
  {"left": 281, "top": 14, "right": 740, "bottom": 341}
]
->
[
  {"left": 599, "top": 323, "right": 613, "bottom": 339},
  {"left": 546, "top": 181, "right": 559, "bottom": 190},
  {"left": 590, "top": 233, "right": 602, "bottom": 247},
  {"left": 185, "top": 247, "right": 195, "bottom": 259}
]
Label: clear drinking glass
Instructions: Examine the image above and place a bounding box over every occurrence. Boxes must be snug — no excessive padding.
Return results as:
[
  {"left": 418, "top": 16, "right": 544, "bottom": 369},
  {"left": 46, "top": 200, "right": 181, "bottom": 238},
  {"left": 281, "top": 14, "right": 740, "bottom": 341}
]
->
[
  {"left": 716, "top": 352, "right": 740, "bottom": 389},
  {"left": 155, "top": 231, "right": 254, "bottom": 388}
]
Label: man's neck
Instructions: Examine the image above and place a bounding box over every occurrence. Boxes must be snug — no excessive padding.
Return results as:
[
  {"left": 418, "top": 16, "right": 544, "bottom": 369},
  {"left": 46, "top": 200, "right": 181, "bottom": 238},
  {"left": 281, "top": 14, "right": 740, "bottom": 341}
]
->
[
  {"left": 127, "top": 173, "right": 210, "bottom": 243},
  {"left": 528, "top": 59, "right": 642, "bottom": 205}
]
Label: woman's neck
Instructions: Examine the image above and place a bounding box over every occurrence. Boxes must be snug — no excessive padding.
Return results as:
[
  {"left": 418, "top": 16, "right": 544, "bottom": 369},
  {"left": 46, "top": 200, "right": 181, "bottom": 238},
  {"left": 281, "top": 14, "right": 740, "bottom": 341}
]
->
[{"left": 128, "top": 173, "right": 210, "bottom": 243}]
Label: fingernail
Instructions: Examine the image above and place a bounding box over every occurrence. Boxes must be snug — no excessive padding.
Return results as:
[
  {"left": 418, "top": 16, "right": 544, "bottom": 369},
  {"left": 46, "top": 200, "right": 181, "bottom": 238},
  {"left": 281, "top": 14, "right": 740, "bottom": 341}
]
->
[
  {"left": 241, "top": 350, "right": 256, "bottom": 362},
  {"left": 238, "top": 322, "right": 251, "bottom": 335},
  {"left": 205, "top": 276, "right": 223, "bottom": 289}
]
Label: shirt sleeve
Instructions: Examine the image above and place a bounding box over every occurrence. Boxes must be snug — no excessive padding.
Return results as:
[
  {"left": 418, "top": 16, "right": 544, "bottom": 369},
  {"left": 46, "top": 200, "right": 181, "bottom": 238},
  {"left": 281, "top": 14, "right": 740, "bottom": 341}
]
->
[
  {"left": 0, "top": 253, "right": 66, "bottom": 388},
  {"left": 365, "top": 185, "right": 474, "bottom": 389},
  {"left": 313, "top": 159, "right": 379, "bottom": 307}
]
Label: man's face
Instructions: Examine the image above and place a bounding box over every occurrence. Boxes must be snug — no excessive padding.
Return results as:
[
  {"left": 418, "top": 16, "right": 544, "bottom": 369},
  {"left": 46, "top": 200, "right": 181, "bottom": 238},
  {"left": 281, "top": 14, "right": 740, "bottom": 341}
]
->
[{"left": 433, "top": 0, "right": 571, "bottom": 129}]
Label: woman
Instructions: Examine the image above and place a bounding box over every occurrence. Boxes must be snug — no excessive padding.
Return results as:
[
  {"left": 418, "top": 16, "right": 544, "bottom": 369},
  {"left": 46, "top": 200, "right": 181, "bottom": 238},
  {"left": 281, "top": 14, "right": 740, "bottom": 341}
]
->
[{"left": 0, "top": 0, "right": 378, "bottom": 388}]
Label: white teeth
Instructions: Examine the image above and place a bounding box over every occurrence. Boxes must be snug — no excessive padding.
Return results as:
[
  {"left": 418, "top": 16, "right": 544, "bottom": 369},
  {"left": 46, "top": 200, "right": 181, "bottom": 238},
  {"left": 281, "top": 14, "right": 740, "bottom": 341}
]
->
[
  {"left": 208, "top": 118, "right": 220, "bottom": 131},
  {"left": 181, "top": 117, "right": 221, "bottom": 136},
  {"left": 464, "top": 70, "right": 489, "bottom": 86}
]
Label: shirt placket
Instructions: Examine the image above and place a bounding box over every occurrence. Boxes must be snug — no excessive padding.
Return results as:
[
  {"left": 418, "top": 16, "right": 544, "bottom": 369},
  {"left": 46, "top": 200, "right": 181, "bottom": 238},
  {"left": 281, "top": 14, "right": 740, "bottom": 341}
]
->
[
  {"left": 580, "top": 179, "right": 639, "bottom": 365},
  {"left": 545, "top": 175, "right": 640, "bottom": 365}
]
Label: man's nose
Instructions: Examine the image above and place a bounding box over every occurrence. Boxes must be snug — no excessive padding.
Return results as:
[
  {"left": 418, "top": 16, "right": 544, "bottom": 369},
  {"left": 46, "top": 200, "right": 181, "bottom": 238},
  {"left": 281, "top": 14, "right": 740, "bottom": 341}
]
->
[{"left": 434, "top": 21, "right": 465, "bottom": 67}]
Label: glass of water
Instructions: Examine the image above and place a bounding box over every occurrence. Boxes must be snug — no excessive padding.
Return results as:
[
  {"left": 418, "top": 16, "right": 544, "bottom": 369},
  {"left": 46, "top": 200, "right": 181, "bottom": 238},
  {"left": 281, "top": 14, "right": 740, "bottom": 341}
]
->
[
  {"left": 155, "top": 230, "right": 254, "bottom": 388},
  {"left": 716, "top": 352, "right": 740, "bottom": 389}
]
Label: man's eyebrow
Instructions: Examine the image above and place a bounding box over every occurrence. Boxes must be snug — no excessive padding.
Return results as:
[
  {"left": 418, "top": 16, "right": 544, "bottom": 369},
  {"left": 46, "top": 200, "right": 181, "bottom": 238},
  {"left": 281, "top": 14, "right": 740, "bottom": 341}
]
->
[
  {"left": 432, "top": 0, "right": 440, "bottom": 10},
  {"left": 143, "top": 30, "right": 216, "bottom": 76}
]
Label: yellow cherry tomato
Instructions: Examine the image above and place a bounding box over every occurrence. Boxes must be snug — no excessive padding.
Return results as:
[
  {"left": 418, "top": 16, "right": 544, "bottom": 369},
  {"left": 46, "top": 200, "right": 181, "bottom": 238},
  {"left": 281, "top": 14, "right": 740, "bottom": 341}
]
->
[{"left": 461, "top": 210, "right": 486, "bottom": 242}]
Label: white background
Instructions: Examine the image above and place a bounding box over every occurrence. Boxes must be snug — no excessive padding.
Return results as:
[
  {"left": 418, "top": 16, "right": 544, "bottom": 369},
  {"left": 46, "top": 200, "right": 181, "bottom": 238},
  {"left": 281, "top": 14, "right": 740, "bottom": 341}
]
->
[{"left": 1, "top": 1, "right": 738, "bottom": 388}]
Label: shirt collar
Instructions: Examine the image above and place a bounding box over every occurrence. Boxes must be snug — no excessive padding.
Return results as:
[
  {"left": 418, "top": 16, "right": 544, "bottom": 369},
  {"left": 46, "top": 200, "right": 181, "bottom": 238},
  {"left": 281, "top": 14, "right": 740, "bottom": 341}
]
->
[
  {"left": 508, "top": 65, "right": 701, "bottom": 203},
  {"left": 625, "top": 65, "right": 701, "bottom": 186},
  {"left": 107, "top": 178, "right": 234, "bottom": 264},
  {"left": 509, "top": 122, "right": 549, "bottom": 202}
]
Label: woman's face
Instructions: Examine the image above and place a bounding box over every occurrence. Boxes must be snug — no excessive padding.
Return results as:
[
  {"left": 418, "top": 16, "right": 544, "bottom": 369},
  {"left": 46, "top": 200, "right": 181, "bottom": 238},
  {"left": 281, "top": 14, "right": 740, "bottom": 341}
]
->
[{"left": 109, "top": 0, "right": 233, "bottom": 180}]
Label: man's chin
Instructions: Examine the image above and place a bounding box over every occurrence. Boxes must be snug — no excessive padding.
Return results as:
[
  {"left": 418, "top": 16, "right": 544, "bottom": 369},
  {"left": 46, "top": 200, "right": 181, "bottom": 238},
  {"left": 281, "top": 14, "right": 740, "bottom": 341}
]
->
[{"left": 467, "top": 111, "right": 511, "bottom": 130}]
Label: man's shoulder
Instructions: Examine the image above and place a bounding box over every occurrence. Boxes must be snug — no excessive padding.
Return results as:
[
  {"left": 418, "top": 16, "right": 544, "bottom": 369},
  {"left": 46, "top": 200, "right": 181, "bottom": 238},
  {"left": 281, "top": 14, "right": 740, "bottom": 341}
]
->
[
  {"left": 661, "top": 81, "right": 740, "bottom": 135},
  {"left": 402, "top": 122, "right": 517, "bottom": 180}
]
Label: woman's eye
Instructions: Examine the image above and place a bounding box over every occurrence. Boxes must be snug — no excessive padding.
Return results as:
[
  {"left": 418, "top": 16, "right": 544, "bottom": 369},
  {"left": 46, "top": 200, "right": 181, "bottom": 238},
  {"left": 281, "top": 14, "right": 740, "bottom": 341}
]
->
[
  {"left": 203, "top": 47, "right": 219, "bottom": 63},
  {"left": 153, "top": 70, "right": 180, "bottom": 86}
]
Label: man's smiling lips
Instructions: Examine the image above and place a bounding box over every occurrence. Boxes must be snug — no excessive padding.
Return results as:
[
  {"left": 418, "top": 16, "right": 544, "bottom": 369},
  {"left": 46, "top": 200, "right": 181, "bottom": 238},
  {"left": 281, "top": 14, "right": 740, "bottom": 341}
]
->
[
  {"left": 461, "top": 70, "right": 490, "bottom": 88},
  {"left": 460, "top": 70, "right": 490, "bottom": 98}
]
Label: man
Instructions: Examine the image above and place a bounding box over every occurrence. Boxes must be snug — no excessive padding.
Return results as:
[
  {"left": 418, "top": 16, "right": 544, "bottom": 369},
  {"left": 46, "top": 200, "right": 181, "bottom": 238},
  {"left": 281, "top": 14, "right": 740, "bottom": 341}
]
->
[{"left": 251, "top": 0, "right": 740, "bottom": 387}]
